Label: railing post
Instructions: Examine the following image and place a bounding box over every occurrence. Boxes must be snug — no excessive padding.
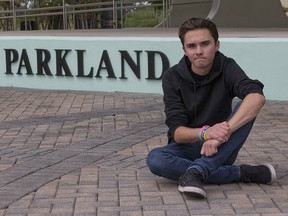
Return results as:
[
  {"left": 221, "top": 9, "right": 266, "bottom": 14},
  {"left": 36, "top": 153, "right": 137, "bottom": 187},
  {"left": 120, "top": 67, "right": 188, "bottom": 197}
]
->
[
  {"left": 113, "top": 0, "right": 116, "bottom": 29},
  {"left": 63, "top": 0, "right": 67, "bottom": 29},
  {"left": 12, "top": 0, "right": 16, "bottom": 30},
  {"left": 162, "top": 0, "right": 165, "bottom": 27},
  {"left": 24, "top": 11, "right": 27, "bottom": 30}
]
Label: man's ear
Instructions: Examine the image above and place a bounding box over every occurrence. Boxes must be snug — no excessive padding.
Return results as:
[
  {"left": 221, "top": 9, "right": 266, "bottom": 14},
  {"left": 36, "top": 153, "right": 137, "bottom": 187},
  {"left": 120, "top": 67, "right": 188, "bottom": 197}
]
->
[{"left": 216, "top": 40, "right": 220, "bottom": 51}]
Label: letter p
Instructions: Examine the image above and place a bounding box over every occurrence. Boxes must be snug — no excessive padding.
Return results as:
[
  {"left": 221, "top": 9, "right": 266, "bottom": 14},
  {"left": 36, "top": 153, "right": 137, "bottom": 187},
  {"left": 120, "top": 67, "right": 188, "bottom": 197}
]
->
[{"left": 5, "top": 49, "right": 19, "bottom": 74}]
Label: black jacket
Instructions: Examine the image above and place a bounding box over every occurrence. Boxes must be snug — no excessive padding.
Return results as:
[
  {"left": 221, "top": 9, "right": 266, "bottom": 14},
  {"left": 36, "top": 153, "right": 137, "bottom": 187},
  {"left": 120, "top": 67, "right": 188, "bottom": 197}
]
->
[{"left": 162, "top": 51, "right": 264, "bottom": 143}]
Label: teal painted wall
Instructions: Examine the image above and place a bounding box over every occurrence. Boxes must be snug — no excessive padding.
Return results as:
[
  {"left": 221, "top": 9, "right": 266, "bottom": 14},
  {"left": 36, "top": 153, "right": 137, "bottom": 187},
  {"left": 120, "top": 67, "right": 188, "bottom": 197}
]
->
[
  {"left": 0, "top": 36, "right": 287, "bottom": 100},
  {"left": 220, "top": 38, "right": 288, "bottom": 101}
]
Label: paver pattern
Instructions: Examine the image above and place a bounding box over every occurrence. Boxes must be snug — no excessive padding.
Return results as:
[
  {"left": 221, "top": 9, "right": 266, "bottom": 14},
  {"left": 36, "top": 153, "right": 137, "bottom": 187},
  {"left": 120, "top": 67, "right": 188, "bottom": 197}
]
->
[{"left": 0, "top": 87, "right": 287, "bottom": 216}]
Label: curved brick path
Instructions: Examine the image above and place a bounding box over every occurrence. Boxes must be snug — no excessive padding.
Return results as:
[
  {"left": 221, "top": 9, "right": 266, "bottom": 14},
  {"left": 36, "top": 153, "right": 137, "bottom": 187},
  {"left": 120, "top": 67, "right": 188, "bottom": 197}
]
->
[{"left": 0, "top": 87, "right": 287, "bottom": 215}]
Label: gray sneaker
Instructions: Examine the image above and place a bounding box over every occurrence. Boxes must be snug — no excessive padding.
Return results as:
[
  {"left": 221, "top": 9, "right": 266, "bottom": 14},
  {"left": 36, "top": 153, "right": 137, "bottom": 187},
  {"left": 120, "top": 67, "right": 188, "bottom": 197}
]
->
[
  {"left": 178, "top": 169, "right": 206, "bottom": 198},
  {"left": 240, "top": 163, "right": 276, "bottom": 184}
]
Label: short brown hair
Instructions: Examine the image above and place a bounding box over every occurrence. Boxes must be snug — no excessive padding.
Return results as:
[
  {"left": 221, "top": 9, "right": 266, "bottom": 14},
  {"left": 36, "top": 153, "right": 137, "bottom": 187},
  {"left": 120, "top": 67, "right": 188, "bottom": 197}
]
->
[{"left": 178, "top": 17, "right": 219, "bottom": 46}]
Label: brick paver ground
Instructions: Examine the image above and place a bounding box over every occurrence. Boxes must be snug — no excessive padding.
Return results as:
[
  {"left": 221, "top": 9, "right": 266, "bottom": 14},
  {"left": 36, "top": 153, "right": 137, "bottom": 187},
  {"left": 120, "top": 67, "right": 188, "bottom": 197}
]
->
[{"left": 0, "top": 87, "right": 287, "bottom": 216}]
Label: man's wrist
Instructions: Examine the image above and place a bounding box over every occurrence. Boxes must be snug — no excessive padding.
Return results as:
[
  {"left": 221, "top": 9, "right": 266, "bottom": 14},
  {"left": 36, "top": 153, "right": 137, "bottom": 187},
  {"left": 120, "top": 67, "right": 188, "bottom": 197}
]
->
[{"left": 198, "top": 125, "right": 210, "bottom": 142}]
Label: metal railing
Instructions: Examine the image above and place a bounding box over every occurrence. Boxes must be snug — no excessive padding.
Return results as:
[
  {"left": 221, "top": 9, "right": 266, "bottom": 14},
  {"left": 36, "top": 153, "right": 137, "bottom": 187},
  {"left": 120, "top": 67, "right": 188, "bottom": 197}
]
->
[
  {"left": 0, "top": 0, "right": 211, "bottom": 31},
  {"left": 0, "top": 0, "right": 170, "bottom": 31}
]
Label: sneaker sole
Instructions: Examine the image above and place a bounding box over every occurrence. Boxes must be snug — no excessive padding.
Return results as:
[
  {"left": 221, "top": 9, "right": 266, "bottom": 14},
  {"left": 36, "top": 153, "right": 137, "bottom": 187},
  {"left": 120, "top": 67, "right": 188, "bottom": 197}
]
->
[
  {"left": 178, "top": 185, "right": 207, "bottom": 198},
  {"left": 263, "top": 163, "right": 277, "bottom": 184}
]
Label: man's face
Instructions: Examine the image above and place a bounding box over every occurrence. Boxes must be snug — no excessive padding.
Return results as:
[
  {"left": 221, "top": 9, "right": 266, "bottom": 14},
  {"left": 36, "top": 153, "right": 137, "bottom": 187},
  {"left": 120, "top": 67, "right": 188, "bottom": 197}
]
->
[{"left": 183, "top": 28, "right": 220, "bottom": 75}]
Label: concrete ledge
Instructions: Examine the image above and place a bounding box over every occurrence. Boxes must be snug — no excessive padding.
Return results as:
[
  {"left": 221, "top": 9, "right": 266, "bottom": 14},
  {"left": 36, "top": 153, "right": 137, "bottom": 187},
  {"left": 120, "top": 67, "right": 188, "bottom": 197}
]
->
[{"left": 1, "top": 28, "right": 288, "bottom": 37}]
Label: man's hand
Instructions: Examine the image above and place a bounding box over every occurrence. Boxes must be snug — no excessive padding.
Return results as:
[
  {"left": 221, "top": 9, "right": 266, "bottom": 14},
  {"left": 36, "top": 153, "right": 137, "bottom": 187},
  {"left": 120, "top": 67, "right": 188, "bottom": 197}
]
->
[
  {"left": 205, "top": 121, "right": 230, "bottom": 143},
  {"left": 200, "top": 139, "right": 222, "bottom": 157},
  {"left": 199, "top": 121, "right": 231, "bottom": 156}
]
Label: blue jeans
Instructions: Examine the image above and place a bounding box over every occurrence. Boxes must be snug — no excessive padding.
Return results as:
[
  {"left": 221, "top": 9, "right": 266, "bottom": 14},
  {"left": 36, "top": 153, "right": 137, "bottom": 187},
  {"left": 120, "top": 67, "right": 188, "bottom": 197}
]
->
[{"left": 146, "top": 102, "right": 255, "bottom": 184}]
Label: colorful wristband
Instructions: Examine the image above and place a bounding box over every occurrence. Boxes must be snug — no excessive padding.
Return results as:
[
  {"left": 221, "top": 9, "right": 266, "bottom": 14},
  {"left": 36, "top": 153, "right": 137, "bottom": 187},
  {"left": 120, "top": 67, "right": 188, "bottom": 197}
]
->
[{"left": 198, "top": 125, "right": 210, "bottom": 142}]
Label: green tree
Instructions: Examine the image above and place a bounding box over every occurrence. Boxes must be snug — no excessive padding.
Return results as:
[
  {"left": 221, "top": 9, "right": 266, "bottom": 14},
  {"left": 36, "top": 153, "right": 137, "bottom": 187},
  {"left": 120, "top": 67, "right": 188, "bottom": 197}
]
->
[
  {"left": 71, "top": 0, "right": 102, "bottom": 29},
  {"left": 124, "top": 1, "right": 163, "bottom": 28},
  {"left": 0, "top": 0, "right": 21, "bottom": 30}
]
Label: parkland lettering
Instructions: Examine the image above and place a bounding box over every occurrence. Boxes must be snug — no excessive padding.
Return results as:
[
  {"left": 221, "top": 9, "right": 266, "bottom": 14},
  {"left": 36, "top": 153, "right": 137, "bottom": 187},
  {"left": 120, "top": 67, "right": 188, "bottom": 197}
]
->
[{"left": 3, "top": 48, "right": 170, "bottom": 80}]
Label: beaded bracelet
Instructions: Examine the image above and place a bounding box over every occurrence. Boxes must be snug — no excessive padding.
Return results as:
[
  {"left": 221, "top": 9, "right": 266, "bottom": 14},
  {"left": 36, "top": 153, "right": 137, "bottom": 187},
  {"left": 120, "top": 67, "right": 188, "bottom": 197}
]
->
[{"left": 198, "top": 125, "right": 210, "bottom": 142}]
